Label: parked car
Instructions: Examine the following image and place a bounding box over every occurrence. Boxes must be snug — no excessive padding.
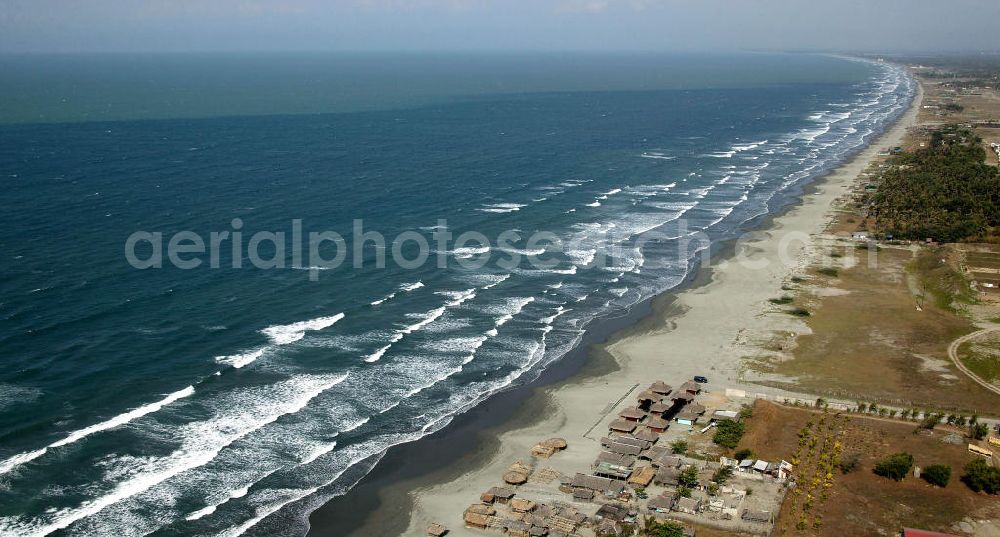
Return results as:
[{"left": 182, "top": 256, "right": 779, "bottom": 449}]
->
[{"left": 693, "top": 375, "right": 708, "bottom": 383}]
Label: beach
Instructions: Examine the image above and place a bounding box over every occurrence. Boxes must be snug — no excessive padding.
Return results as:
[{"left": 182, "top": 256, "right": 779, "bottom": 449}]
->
[{"left": 325, "top": 73, "right": 925, "bottom": 537}]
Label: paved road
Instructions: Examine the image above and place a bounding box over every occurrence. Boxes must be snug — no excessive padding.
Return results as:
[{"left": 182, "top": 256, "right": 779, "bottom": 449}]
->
[{"left": 947, "top": 327, "right": 1000, "bottom": 397}]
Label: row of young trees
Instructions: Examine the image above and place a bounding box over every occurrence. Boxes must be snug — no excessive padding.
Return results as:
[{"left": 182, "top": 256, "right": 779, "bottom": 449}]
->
[{"left": 868, "top": 125, "right": 1000, "bottom": 242}]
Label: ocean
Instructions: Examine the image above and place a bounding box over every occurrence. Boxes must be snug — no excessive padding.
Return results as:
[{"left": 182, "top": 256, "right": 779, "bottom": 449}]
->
[{"left": 0, "top": 52, "right": 914, "bottom": 536}]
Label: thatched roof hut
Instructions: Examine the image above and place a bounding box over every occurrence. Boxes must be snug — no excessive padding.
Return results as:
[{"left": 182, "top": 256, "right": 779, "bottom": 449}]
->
[
  {"left": 503, "top": 471, "right": 529, "bottom": 485},
  {"left": 679, "top": 380, "right": 700, "bottom": 394},
  {"left": 649, "top": 401, "right": 671, "bottom": 415},
  {"left": 426, "top": 522, "right": 448, "bottom": 536},
  {"left": 607, "top": 442, "right": 642, "bottom": 456},
  {"left": 632, "top": 428, "right": 659, "bottom": 443},
  {"left": 487, "top": 487, "right": 515, "bottom": 502},
  {"left": 531, "top": 444, "right": 556, "bottom": 458},
  {"left": 541, "top": 438, "right": 567, "bottom": 450},
  {"left": 466, "top": 503, "right": 496, "bottom": 516},
  {"left": 608, "top": 419, "right": 637, "bottom": 433},
  {"left": 655, "top": 467, "right": 682, "bottom": 486},
  {"left": 628, "top": 466, "right": 656, "bottom": 487},
  {"left": 510, "top": 498, "right": 536, "bottom": 513},
  {"left": 647, "top": 491, "right": 677, "bottom": 512},
  {"left": 463, "top": 512, "right": 489, "bottom": 529},
  {"left": 618, "top": 406, "right": 647, "bottom": 422},
  {"left": 646, "top": 416, "right": 669, "bottom": 433},
  {"left": 649, "top": 381, "right": 672, "bottom": 395}
]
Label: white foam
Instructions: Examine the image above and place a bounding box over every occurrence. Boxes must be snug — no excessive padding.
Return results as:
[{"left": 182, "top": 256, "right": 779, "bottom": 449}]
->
[
  {"left": 481, "top": 274, "right": 511, "bottom": 289},
  {"left": 215, "top": 348, "right": 266, "bottom": 369},
  {"left": 0, "top": 386, "right": 197, "bottom": 477},
  {"left": 732, "top": 139, "right": 767, "bottom": 152},
  {"left": 260, "top": 313, "right": 345, "bottom": 346},
  {"left": 477, "top": 202, "right": 526, "bottom": 214},
  {"left": 400, "top": 281, "right": 424, "bottom": 292},
  {"left": 0, "top": 374, "right": 348, "bottom": 537},
  {"left": 639, "top": 152, "right": 676, "bottom": 160},
  {"left": 185, "top": 484, "right": 252, "bottom": 521}
]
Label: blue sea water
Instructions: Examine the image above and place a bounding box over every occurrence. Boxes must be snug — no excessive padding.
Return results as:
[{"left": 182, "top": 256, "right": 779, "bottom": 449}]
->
[{"left": 0, "top": 52, "right": 913, "bottom": 536}]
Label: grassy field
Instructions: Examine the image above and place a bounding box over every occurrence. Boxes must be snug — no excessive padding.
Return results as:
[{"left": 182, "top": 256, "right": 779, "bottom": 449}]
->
[
  {"left": 956, "top": 332, "right": 1000, "bottom": 384},
  {"left": 739, "top": 401, "right": 1000, "bottom": 537},
  {"left": 756, "top": 245, "right": 997, "bottom": 413}
]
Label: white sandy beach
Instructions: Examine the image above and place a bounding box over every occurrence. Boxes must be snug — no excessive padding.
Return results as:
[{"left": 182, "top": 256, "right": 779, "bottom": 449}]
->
[{"left": 392, "top": 78, "right": 924, "bottom": 537}]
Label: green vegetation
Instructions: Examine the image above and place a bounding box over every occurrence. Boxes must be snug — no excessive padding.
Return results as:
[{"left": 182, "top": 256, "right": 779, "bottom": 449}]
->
[
  {"left": 669, "top": 439, "right": 688, "bottom": 454},
  {"left": 870, "top": 125, "right": 1000, "bottom": 242},
  {"left": 962, "top": 459, "right": 1000, "bottom": 494},
  {"left": 920, "top": 413, "right": 942, "bottom": 430},
  {"left": 678, "top": 465, "right": 699, "bottom": 487},
  {"left": 712, "top": 465, "right": 734, "bottom": 484},
  {"left": 642, "top": 518, "right": 684, "bottom": 537},
  {"left": 970, "top": 422, "right": 990, "bottom": 440},
  {"left": 911, "top": 249, "right": 978, "bottom": 312},
  {"left": 922, "top": 464, "right": 952, "bottom": 487},
  {"left": 787, "top": 307, "right": 811, "bottom": 317},
  {"left": 712, "top": 419, "right": 746, "bottom": 449},
  {"left": 874, "top": 452, "right": 914, "bottom": 481},
  {"left": 790, "top": 276, "right": 805, "bottom": 283},
  {"left": 734, "top": 448, "right": 754, "bottom": 461},
  {"left": 769, "top": 295, "right": 794, "bottom": 305},
  {"left": 816, "top": 267, "right": 839, "bottom": 277},
  {"left": 957, "top": 341, "right": 1000, "bottom": 383}
]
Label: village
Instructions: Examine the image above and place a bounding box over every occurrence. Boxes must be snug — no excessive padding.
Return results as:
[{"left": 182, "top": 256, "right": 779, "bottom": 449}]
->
[{"left": 427, "top": 379, "right": 794, "bottom": 537}]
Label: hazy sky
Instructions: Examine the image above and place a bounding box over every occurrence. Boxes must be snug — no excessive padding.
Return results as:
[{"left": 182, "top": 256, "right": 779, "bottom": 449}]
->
[{"left": 1, "top": 0, "right": 998, "bottom": 53}]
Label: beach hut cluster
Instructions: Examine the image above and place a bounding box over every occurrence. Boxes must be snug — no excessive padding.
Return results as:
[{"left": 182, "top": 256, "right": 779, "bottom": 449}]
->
[
  {"left": 564, "top": 379, "right": 708, "bottom": 506},
  {"left": 465, "top": 493, "right": 590, "bottom": 537}
]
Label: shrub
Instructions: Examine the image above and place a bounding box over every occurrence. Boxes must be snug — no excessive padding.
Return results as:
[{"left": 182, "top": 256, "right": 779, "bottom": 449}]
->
[
  {"left": 787, "top": 307, "right": 811, "bottom": 317},
  {"left": 679, "top": 466, "right": 699, "bottom": 488},
  {"left": 817, "top": 267, "right": 839, "bottom": 277},
  {"left": 738, "top": 404, "right": 754, "bottom": 419},
  {"left": 713, "top": 466, "right": 734, "bottom": 484},
  {"left": 838, "top": 453, "right": 862, "bottom": 474},
  {"left": 962, "top": 459, "right": 1000, "bottom": 494},
  {"left": 644, "top": 519, "right": 684, "bottom": 537},
  {"left": 920, "top": 413, "right": 941, "bottom": 430},
  {"left": 769, "top": 296, "right": 794, "bottom": 305},
  {"left": 790, "top": 276, "right": 805, "bottom": 283},
  {"left": 970, "top": 423, "right": 989, "bottom": 440},
  {"left": 712, "top": 419, "right": 746, "bottom": 449},
  {"left": 874, "top": 452, "right": 914, "bottom": 481},
  {"left": 734, "top": 448, "right": 754, "bottom": 461},
  {"left": 670, "top": 439, "right": 688, "bottom": 454},
  {"left": 677, "top": 486, "right": 692, "bottom": 498},
  {"left": 922, "top": 464, "right": 951, "bottom": 487}
]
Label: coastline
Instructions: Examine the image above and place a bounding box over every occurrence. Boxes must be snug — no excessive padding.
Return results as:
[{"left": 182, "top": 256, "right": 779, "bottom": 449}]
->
[{"left": 306, "top": 69, "right": 925, "bottom": 537}]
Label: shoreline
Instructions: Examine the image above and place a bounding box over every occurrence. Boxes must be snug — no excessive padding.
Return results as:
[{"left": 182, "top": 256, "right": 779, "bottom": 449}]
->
[{"left": 306, "top": 67, "right": 924, "bottom": 537}]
